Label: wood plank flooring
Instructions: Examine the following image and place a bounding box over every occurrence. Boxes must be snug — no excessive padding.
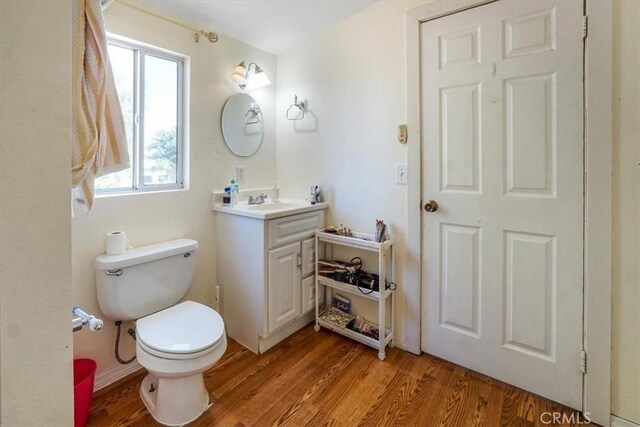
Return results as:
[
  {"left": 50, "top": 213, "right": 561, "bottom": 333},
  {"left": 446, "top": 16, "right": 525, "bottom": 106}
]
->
[{"left": 88, "top": 326, "right": 587, "bottom": 426}]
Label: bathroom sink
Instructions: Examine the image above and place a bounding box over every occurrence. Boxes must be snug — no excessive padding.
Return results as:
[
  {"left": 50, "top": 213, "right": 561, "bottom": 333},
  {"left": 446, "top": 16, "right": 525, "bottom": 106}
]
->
[
  {"left": 213, "top": 198, "right": 328, "bottom": 220},
  {"left": 245, "top": 202, "right": 304, "bottom": 211}
]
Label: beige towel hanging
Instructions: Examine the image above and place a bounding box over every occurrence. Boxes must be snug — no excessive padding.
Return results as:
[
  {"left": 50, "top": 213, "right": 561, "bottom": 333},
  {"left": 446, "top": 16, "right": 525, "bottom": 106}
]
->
[{"left": 72, "top": 0, "right": 129, "bottom": 212}]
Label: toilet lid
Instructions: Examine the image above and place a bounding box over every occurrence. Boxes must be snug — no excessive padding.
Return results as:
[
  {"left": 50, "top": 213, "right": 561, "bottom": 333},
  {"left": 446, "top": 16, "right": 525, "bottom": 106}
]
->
[{"left": 136, "top": 301, "right": 224, "bottom": 354}]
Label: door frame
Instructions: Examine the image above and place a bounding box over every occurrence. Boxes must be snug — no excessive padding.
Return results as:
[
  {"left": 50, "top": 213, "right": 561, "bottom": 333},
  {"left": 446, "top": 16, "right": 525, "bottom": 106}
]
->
[{"left": 405, "top": 0, "right": 612, "bottom": 425}]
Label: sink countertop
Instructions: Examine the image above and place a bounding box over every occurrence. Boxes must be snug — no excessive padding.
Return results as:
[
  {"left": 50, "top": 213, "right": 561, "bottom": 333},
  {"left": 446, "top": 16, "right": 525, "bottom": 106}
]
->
[{"left": 213, "top": 198, "right": 328, "bottom": 220}]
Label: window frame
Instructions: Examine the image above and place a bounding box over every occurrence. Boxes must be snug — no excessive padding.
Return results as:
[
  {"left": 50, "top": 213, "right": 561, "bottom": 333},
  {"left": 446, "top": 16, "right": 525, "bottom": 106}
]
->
[{"left": 97, "top": 36, "right": 186, "bottom": 196}]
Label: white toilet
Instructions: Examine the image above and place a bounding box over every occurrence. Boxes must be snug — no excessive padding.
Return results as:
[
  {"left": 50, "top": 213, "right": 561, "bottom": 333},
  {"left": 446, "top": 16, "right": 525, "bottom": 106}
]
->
[{"left": 95, "top": 239, "right": 227, "bottom": 426}]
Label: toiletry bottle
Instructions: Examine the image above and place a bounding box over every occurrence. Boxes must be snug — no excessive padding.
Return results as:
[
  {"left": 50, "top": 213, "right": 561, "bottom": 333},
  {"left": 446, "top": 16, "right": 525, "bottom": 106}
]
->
[
  {"left": 230, "top": 179, "right": 238, "bottom": 206},
  {"left": 234, "top": 179, "right": 239, "bottom": 205},
  {"left": 309, "top": 185, "right": 317, "bottom": 205},
  {"left": 223, "top": 186, "right": 232, "bottom": 206},
  {"left": 273, "top": 181, "right": 279, "bottom": 203}
]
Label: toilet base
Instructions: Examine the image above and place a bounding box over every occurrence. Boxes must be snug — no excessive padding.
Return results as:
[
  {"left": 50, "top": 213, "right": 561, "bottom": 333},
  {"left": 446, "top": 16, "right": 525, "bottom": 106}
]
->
[{"left": 139, "top": 373, "right": 210, "bottom": 426}]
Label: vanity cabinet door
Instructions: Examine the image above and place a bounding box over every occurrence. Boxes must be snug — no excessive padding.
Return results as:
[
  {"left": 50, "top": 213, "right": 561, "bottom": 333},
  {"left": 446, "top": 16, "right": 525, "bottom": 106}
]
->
[
  {"left": 301, "top": 275, "right": 318, "bottom": 315},
  {"left": 301, "top": 237, "right": 316, "bottom": 277},
  {"left": 268, "top": 242, "right": 302, "bottom": 333}
]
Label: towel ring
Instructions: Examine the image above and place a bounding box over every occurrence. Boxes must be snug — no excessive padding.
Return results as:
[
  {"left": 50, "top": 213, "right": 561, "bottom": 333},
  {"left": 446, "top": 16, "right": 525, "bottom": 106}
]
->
[
  {"left": 286, "top": 95, "right": 306, "bottom": 121},
  {"left": 245, "top": 103, "right": 261, "bottom": 125}
]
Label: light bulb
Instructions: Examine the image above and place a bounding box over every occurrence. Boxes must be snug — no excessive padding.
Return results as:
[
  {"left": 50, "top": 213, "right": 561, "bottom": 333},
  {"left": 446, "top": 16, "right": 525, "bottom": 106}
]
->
[{"left": 230, "top": 62, "right": 247, "bottom": 85}]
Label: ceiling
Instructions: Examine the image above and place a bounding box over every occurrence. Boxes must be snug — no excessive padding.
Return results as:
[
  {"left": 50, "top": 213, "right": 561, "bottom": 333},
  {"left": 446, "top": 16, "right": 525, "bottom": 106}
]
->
[{"left": 138, "top": 0, "right": 378, "bottom": 54}]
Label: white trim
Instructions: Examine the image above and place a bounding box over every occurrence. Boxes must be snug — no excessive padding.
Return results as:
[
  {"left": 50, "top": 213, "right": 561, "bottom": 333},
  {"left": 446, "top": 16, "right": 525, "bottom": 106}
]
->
[
  {"left": 258, "top": 313, "right": 314, "bottom": 354},
  {"left": 406, "top": 1, "right": 612, "bottom": 425},
  {"left": 611, "top": 416, "right": 640, "bottom": 427},
  {"left": 404, "top": 6, "right": 422, "bottom": 357},
  {"left": 393, "top": 337, "right": 408, "bottom": 351},
  {"left": 96, "top": 187, "right": 188, "bottom": 199},
  {"left": 582, "top": 1, "right": 613, "bottom": 425},
  {"left": 93, "top": 360, "right": 143, "bottom": 392}
]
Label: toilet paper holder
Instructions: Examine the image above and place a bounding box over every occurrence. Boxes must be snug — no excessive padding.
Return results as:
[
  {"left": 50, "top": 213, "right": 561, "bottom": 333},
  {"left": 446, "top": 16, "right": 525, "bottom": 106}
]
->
[{"left": 72, "top": 306, "right": 104, "bottom": 332}]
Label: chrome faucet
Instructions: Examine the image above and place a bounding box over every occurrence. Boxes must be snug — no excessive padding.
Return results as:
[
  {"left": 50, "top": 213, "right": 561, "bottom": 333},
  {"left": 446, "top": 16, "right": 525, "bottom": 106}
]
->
[{"left": 248, "top": 193, "right": 268, "bottom": 205}]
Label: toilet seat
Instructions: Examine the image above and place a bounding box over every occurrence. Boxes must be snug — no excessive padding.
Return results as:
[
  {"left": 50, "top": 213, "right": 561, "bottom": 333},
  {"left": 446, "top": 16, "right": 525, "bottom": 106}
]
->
[{"left": 136, "top": 300, "right": 225, "bottom": 360}]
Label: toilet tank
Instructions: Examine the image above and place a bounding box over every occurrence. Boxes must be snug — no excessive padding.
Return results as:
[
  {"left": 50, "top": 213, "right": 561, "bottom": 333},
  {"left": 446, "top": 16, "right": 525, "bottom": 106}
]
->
[{"left": 95, "top": 239, "right": 198, "bottom": 321}]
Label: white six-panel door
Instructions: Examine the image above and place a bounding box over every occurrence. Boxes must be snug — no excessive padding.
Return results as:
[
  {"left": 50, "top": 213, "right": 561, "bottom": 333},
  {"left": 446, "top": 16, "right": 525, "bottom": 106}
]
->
[{"left": 421, "top": 0, "right": 584, "bottom": 409}]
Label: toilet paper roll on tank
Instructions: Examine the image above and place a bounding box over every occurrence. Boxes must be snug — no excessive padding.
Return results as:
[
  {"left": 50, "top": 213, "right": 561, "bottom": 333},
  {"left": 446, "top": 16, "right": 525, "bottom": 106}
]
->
[{"left": 105, "top": 231, "right": 131, "bottom": 255}]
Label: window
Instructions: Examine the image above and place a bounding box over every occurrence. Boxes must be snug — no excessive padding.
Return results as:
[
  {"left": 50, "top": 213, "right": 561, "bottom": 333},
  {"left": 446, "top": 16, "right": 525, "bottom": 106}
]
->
[{"left": 96, "top": 38, "right": 185, "bottom": 194}]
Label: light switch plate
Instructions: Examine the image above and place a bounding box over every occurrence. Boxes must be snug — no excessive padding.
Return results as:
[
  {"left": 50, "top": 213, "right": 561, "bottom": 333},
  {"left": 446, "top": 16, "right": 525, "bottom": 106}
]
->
[
  {"left": 396, "top": 164, "right": 407, "bottom": 185},
  {"left": 236, "top": 166, "right": 245, "bottom": 182}
]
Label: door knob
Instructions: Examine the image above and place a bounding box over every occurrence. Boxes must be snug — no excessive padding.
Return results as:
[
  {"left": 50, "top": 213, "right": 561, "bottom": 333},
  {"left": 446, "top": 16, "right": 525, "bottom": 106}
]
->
[{"left": 424, "top": 200, "right": 439, "bottom": 212}]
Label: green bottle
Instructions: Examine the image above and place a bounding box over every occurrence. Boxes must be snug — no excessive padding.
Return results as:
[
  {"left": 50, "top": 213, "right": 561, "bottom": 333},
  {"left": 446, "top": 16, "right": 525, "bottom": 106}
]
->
[{"left": 230, "top": 179, "right": 239, "bottom": 206}]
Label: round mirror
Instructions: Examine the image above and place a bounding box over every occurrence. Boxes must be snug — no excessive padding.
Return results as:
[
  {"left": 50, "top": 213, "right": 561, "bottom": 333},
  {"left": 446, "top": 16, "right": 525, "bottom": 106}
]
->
[{"left": 221, "top": 93, "right": 264, "bottom": 157}]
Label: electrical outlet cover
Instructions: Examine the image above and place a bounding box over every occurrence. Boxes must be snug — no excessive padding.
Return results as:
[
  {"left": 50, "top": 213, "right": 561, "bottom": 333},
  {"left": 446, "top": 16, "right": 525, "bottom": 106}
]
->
[
  {"left": 396, "top": 164, "right": 407, "bottom": 185},
  {"left": 236, "top": 166, "right": 245, "bottom": 182}
]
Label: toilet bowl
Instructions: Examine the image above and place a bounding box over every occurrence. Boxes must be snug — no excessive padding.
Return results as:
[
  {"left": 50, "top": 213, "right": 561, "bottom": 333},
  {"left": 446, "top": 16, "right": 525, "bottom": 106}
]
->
[
  {"left": 135, "top": 301, "right": 227, "bottom": 426},
  {"left": 94, "top": 239, "right": 227, "bottom": 426}
]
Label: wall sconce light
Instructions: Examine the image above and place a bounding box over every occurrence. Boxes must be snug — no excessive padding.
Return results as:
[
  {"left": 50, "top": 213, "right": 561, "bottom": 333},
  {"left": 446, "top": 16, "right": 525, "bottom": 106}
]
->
[{"left": 231, "top": 61, "right": 271, "bottom": 90}]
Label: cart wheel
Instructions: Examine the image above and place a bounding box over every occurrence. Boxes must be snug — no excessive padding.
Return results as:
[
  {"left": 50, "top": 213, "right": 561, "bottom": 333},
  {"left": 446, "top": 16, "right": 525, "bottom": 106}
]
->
[
  {"left": 378, "top": 352, "right": 386, "bottom": 361},
  {"left": 313, "top": 324, "right": 320, "bottom": 332}
]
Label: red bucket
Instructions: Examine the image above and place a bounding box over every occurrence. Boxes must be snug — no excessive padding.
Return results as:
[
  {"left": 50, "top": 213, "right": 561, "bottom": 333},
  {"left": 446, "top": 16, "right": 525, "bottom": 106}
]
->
[{"left": 73, "top": 359, "right": 97, "bottom": 427}]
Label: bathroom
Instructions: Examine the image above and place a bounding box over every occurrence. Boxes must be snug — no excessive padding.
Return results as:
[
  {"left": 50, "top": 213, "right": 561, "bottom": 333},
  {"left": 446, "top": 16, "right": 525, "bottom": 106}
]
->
[
  {"left": 71, "top": 0, "right": 413, "bottom": 395},
  {"left": 1, "top": 0, "right": 639, "bottom": 426}
]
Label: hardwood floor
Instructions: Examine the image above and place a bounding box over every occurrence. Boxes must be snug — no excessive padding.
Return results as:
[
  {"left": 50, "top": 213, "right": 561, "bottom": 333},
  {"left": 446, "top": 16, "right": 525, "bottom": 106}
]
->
[{"left": 88, "top": 326, "right": 586, "bottom": 426}]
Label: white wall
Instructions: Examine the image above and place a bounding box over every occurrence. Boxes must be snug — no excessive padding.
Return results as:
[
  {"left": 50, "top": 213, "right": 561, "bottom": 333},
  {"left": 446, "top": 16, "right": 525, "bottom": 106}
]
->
[
  {"left": 612, "top": 0, "right": 640, "bottom": 423},
  {"left": 0, "top": 1, "right": 73, "bottom": 425},
  {"left": 72, "top": 1, "right": 277, "bottom": 386},
  {"left": 277, "top": 0, "right": 640, "bottom": 421},
  {"left": 276, "top": 0, "right": 430, "bottom": 352}
]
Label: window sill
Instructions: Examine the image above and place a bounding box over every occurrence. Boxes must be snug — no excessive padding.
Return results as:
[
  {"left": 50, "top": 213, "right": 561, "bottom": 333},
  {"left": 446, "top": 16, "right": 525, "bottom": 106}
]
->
[{"left": 95, "top": 187, "right": 188, "bottom": 199}]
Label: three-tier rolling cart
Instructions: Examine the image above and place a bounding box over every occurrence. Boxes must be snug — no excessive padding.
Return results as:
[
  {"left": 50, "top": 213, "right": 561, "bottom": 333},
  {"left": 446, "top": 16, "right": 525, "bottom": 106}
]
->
[{"left": 313, "top": 229, "right": 395, "bottom": 360}]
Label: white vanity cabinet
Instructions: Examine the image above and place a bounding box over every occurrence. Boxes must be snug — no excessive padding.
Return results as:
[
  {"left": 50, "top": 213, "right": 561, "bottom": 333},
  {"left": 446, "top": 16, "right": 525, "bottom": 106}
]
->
[{"left": 215, "top": 205, "right": 326, "bottom": 354}]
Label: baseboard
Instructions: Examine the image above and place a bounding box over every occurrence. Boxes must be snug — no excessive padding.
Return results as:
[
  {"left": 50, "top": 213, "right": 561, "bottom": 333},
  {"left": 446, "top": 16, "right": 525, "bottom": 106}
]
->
[
  {"left": 612, "top": 416, "right": 640, "bottom": 427},
  {"left": 94, "top": 360, "right": 143, "bottom": 392},
  {"left": 394, "top": 337, "right": 408, "bottom": 351},
  {"left": 393, "top": 336, "right": 421, "bottom": 355},
  {"left": 259, "top": 312, "right": 314, "bottom": 354}
]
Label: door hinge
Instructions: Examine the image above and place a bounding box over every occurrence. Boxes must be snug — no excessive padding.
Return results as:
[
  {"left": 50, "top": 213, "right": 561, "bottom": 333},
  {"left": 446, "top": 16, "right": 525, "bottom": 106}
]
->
[
  {"left": 581, "top": 350, "right": 587, "bottom": 374},
  {"left": 582, "top": 15, "right": 588, "bottom": 39}
]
